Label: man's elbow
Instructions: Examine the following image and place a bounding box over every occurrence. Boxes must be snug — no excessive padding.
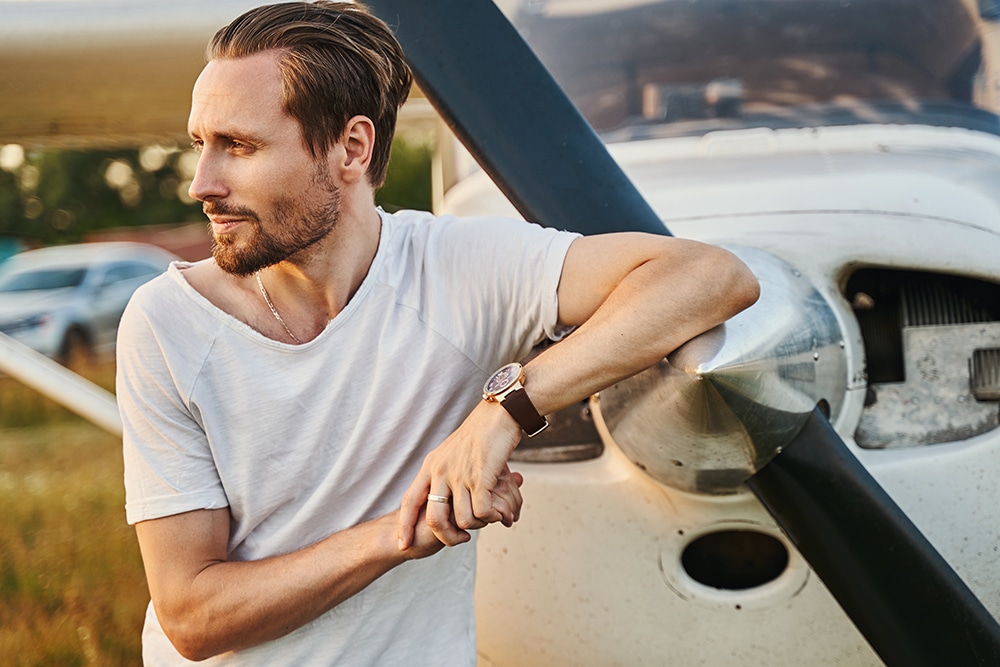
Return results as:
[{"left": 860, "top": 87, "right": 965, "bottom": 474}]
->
[
  {"left": 157, "top": 605, "right": 220, "bottom": 662},
  {"left": 706, "top": 245, "right": 761, "bottom": 320},
  {"left": 166, "top": 631, "right": 217, "bottom": 663}
]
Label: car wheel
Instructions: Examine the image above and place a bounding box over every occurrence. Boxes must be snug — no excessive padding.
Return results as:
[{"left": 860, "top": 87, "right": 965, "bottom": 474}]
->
[{"left": 60, "top": 328, "right": 93, "bottom": 374}]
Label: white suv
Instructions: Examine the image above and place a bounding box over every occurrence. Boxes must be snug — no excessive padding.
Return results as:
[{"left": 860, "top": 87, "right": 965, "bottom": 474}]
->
[{"left": 0, "top": 242, "right": 177, "bottom": 368}]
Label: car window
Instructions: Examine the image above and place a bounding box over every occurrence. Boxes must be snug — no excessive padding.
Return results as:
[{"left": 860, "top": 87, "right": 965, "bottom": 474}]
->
[
  {"left": 0, "top": 267, "right": 87, "bottom": 292},
  {"left": 101, "top": 261, "right": 161, "bottom": 285}
]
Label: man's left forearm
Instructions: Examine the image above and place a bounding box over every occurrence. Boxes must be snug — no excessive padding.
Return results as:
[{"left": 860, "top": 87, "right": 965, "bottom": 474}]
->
[{"left": 524, "top": 239, "right": 759, "bottom": 415}]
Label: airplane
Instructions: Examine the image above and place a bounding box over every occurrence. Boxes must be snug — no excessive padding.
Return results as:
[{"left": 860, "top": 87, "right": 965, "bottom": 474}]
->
[{"left": 2, "top": 0, "right": 999, "bottom": 665}]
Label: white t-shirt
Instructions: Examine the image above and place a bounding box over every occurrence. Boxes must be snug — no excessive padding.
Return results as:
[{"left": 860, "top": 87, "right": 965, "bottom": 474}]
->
[{"left": 117, "top": 208, "right": 578, "bottom": 666}]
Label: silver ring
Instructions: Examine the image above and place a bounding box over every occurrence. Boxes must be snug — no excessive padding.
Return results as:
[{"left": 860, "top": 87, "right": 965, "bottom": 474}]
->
[{"left": 427, "top": 494, "right": 450, "bottom": 504}]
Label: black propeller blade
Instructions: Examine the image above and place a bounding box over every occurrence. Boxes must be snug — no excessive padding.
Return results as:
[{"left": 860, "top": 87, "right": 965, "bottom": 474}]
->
[
  {"left": 368, "top": 0, "right": 669, "bottom": 237},
  {"left": 366, "top": 0, "right": 1000, "bottom": 664},
  {"left": 748, "top": 408, "right": 1000, "bottom": 666}
]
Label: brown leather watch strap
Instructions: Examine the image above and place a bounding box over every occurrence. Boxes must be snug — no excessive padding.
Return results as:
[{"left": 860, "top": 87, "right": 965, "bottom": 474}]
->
[{"left": 500, "top": 387, "right": 548, "bottom": 437}]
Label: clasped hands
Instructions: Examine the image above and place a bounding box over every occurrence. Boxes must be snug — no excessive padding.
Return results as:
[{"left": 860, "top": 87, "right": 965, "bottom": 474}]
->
[{"left": 397, "top": 400, "right": 525, "bottom": 552}]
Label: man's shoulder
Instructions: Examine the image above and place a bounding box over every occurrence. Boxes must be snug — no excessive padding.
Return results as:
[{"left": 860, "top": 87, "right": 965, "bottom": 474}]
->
[
  {"left": 382, "top": 208, "right": 567, "bottom": 249},
  {"left": 383, "top": 207, "right": 533, "bottom": 231},
  {"left": 380, "top": 208, "right": 452, "bottom": 247},
  {"left": 375, "top": 209, "right": 579, "bottom": 296},
  {"left": 126, "top": 261, "right": 185, "bottom": 310},
  {"left": 121, "top": 261, "right": 213, "bottom": 336}
]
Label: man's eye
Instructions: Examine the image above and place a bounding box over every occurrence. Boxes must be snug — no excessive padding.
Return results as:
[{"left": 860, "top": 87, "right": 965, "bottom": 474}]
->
[
  {"left": 229, "top": 140, "right": 256, "bottom": 154},
  {"left": 190, "top": 140, "right": 204, "bottom": 152}
]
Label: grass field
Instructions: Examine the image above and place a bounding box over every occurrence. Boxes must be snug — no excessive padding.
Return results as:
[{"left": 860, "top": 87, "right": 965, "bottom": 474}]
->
[{"left": 0, "top": 365, "right": 146, "bottom": 666}]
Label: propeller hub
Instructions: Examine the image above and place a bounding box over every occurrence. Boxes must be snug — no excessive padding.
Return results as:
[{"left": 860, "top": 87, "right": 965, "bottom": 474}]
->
[{"left": 594, "top": 246, "right": 848, "bottom": 494}]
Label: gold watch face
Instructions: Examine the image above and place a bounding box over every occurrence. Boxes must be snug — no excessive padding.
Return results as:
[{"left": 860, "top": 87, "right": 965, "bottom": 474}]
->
[{"left": 484, "top": 362, "right": 522, "bottom": 396}]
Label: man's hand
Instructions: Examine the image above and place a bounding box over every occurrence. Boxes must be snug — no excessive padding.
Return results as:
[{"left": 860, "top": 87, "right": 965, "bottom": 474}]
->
[
  {"left": 399, "top": 505, "right": 448, "bottom": 560},
  {"left": 398, "top": 400, "right": 525, "bottom": 549}
]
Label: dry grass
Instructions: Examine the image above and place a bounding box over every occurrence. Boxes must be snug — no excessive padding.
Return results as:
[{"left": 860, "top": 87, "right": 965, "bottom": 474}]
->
[{"left": 0, "top": 367, "right": 146, "bottom": 666}]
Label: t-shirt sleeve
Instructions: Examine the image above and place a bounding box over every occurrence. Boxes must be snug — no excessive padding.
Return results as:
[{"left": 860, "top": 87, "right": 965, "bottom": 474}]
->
[
  {"left": 117, "top": 278, "right": 229, "bottom": 525},
  {"left": 419, "top": 215, "right": 580, "bottom": 368}
]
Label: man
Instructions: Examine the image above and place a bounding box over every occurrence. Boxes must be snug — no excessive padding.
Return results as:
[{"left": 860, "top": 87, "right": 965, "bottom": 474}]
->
[{"left": 116, "top": 2, "right": 760, "bottom": 664}]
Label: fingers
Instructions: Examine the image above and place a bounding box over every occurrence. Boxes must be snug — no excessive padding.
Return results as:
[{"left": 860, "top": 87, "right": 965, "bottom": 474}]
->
[
  {"left": 449, "top": 489, "right": 489, "bottom": 532},
  {"left": 490, "top": 466, "right": 524, "bottom": 527},
  {"left": 402, "top": 506, "right": 446, "bottom": 561},
  {"left": 403, "top": 475, "right": 526, "bottom": 553},
  {"left": 425, "top": 489, "right": 471, "bottom": 547},
  {"left": 467, "top": 485, "right": 502, "bottom": 527},
  {"left": 422, "top": 480, "right": 517, "bottom": 546},
  {"left": 396, "top": 476, "right": 429, "bottom": 550},
  {"left": 420, "top": 459, "right": 499, "bottom": 545}
]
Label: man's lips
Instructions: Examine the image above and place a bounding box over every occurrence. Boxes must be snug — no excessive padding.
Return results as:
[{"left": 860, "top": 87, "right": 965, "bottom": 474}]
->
[{"left": 208, "top": 216, "right": 246, "bottom": 233}]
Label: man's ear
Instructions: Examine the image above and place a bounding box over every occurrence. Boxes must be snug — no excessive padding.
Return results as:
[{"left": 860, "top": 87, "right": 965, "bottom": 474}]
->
[{"left": 336, "top": 115, "right": 376, "bottom": 184}]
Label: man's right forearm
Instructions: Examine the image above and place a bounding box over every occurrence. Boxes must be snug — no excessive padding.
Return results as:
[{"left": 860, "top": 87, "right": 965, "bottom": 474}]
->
[{"left": 136, "top": 508, "right": 439, "bottom": 661}]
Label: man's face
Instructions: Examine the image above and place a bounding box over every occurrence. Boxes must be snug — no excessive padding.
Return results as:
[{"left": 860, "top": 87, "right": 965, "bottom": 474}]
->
[{"left": 187, "top": 51, "right": 340, "bottom": 276}]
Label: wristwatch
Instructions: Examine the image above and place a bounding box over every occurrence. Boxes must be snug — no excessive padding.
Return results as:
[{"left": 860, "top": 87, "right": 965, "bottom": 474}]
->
[{"left": 482, "top": 362, "right": 549, "bottom": 437}]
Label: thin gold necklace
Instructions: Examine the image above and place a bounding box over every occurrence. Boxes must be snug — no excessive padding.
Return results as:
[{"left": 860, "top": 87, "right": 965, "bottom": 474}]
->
[{"left": 255, "top": 271, "right": 303, "bottom": 344}]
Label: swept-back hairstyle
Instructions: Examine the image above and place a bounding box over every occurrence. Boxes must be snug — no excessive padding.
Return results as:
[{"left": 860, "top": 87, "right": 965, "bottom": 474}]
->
[{"left": 208, "top": 1, "right": 413, "bottom": 187}]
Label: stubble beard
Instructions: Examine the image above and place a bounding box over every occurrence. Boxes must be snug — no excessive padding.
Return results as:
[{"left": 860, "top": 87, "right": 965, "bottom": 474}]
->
[{"left": 209, "top": 165, "right": 342, "bottom": 277}]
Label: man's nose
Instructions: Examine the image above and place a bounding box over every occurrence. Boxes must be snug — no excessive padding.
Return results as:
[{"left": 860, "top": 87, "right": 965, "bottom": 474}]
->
[{"left": 187, "top": 152, "right": 228, "bottom": 202}]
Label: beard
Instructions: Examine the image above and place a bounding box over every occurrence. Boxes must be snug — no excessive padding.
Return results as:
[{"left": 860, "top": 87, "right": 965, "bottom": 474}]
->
[{"left": 208, "top": 164, "right": 342, "bottom": 277}]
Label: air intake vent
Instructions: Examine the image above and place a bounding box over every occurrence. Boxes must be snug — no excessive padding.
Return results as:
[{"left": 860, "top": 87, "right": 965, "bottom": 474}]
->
[
  {"left": 847, "top": 269, "right": 1000, "bottom": 449},
  {"left": 847, "top": 270, "right": 1000, "bottom": 383},
  {"left": 971, "top": 348, "right": 1000, "bottom": 401},
  {"left": 902, "top": 278, "right": 996, "bottom": 327}
]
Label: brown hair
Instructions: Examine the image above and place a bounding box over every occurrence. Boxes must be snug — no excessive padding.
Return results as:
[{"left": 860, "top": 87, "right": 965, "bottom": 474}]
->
[{"left": 208, "top": 1, "right": 412, "bottom": 187}]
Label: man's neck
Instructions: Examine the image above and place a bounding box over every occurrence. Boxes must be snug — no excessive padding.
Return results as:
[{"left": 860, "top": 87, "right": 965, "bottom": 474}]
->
[{"left": 263, "top": 202, "right": 383, "bottom": 321}]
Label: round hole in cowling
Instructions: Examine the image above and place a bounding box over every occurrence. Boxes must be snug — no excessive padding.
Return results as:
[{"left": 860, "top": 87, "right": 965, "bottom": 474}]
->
[{"left": 681, "top": 530, "right": 789, "bottom": 590}]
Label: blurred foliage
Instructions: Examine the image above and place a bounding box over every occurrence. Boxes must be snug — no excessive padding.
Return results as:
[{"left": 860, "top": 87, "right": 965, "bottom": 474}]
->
[
  {"left": 0, "top": 137, "right": 433, "bottom": 246},
  {"left": 0, "top": 361, "right": 144, "bottom": 665},
  {"left": 0, "top": 411, "right": 147, "bottom": 666},
  {"left": 379, "top": 138, "right": 434, "bottom": 213},
  {"left": 0, "top": 145, "right": 202, "bottom": 245}
]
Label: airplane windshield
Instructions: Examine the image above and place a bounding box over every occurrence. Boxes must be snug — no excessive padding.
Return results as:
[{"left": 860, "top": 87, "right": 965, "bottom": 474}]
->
[{"left": 511, "top": 0, "right": 1000, "bottom": 140}]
